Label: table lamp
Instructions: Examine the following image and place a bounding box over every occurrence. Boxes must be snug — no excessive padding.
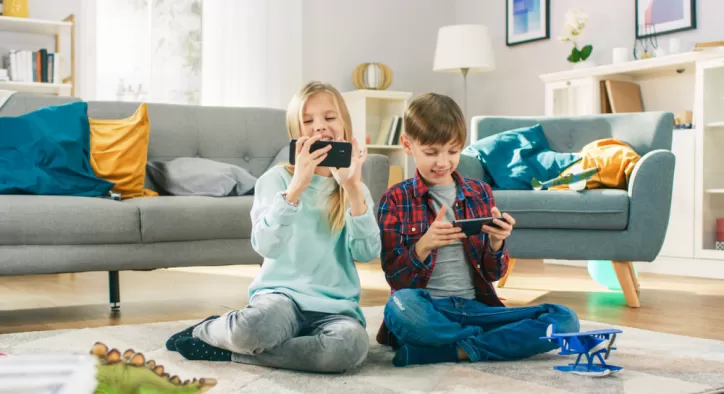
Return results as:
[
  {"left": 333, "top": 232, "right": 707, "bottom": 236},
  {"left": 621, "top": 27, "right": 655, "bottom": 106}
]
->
[{"left": 433, "top": 24, "right": 495, "bottom": 123}]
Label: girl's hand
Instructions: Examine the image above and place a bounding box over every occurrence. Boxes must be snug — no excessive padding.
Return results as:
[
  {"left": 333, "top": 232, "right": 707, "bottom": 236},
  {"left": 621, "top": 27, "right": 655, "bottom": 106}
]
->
[
  {"left": 330, "top": 137, "right": 367, "bottom": 192},
  {"left": 286, "top": 135, "right": 330, "bottom": 203}
]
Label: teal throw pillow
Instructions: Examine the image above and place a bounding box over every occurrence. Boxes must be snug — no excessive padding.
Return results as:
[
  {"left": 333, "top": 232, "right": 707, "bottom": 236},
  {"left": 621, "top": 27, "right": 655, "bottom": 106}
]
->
[{"left": 0, "top": 101, "right": 115, "bottom": 196}]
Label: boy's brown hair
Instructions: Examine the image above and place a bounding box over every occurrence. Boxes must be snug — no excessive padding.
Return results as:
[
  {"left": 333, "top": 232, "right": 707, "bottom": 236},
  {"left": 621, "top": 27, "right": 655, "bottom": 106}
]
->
[{"left": 403, "top": 93, "right": 466, "bottom": 148}]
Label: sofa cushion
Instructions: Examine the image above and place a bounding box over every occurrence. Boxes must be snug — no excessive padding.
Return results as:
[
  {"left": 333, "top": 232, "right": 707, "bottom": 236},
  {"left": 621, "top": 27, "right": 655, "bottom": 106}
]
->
[
  {"left": 464, "top": 123, "right": 581, "bottom": 190},
  {"left": 89, "top": 103, "right": 158, "bottom": 199},
  {"left": 0, "top": 101, "right": 115, "bottom": 197},
  {"left": 124, "top": 196, "right": 253, "bottom": 243},
  {"left": 147, "top": 157, "right": 257, "bottom": 197},
  {"left": 492, "top": 189, "right": 629, "bottom": 230},
  {"left": 0, "top": 195, "right": 141, "bottom": 245}
]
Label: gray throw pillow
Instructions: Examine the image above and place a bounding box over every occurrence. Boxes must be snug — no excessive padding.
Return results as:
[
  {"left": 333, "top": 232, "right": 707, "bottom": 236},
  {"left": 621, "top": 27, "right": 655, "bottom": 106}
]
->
[
  {"left": 147, "top": 157, "right": 257, "bottom": 197},
  {"left": 457, "top": 153, "right": 488, "bottom": 182},
  {"left": 266, "top": 145, "right": 291, "bottom": 172}
]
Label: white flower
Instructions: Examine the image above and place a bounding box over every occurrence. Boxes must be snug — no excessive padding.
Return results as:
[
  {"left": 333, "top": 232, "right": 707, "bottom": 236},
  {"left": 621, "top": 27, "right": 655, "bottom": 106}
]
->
[{"left": 560, "top": 8, "right": 587, "bottom": 44}]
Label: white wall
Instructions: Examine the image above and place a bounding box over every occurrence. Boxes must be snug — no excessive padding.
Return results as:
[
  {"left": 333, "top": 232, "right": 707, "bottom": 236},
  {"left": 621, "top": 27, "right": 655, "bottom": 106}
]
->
[
  {"left": 302, "top": 0, "right": 457, "bottom": 98},
  {"left": 202, "top": 0, "right": 302, "bottom": 109},
  {"left": 455, "top": 0, "right": 724, "bottom": 117}
]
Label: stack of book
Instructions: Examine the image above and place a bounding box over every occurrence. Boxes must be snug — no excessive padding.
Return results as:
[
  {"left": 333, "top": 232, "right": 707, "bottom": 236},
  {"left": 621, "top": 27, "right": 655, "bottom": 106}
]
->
[
  {"left": 2, "top": 48, "right": 61, "bottom": 84},
  {"left": 374, "top": 115, "right": 403, "bottom": 146}
]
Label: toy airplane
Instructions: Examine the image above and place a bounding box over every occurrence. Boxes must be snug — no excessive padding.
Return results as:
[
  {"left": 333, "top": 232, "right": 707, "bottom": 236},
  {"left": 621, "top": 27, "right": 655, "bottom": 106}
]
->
[
  {"left": 541, "top": 324, "right": 624, "bottom": 377},
  {"left": 532, "top": 167, "right": 599, "bottom": 191}
]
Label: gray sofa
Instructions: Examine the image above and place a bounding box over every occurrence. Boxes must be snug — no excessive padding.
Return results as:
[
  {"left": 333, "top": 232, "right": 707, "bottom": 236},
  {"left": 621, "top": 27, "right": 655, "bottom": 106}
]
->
[
  {"left": 0, "top": 93, "right": 390, "bottom": 309},
  {"left": 458, "top": 112, "right": 676, "bottom": 308}
]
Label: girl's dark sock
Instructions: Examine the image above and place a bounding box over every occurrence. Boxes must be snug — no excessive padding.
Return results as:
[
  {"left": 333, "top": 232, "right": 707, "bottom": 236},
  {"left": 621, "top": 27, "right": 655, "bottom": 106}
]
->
[
  {"left": 175, "top": 337, "right": 232, "bottom": 362},
  {"left": 165, "top": 315, "right": 219, "bottom": 351}
]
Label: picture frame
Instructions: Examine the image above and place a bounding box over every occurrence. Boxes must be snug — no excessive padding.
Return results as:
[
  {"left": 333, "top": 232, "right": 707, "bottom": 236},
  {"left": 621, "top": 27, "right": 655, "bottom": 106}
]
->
[
  {"left": 636, "top": 0, "right": 696, "bottom": 38},
  {"left": 506, "top": 0, "right": 550, "bottom": 46}
]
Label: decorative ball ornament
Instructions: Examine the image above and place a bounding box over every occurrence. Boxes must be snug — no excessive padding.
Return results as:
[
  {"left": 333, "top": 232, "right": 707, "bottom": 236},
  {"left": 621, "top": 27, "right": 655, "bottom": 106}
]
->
[
  {"left": 352, "top": 63, "right": 392, "bottom": 90},
  {"left": 3, "top": 0, "right": 29, "bottom": 17},
  {"left": 587, "top": 260, "right": 638, "bottom": 291}
]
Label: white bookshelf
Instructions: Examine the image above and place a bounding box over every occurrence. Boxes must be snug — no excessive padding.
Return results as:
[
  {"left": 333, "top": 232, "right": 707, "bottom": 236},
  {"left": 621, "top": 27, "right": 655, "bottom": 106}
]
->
[
  {"left": 0, "top": 15, "right": 72, "bottom": 35},
  {"left": 0, "top": 15, "right": 75, "bottom": 96},
  {"left": 342, "top": 89, "right": 413, "bottom": 183},
  {"left": 695, "top": 57, "right": 724, "bottom": 259},
  {"left": 0, "top": 80, "right": 71, "bottom": 95},
  {"left": 540, "top": 50, "right": 724, "bottom": 280}
]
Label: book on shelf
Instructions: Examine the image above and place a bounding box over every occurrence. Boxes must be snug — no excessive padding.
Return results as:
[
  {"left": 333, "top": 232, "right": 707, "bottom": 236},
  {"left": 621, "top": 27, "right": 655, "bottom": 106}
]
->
[
  {"left": 374, "top": 115, "right": 402, "bottom": 146},
  {"left": 2, "top": 48, "right": 61, "bottom": 84}
]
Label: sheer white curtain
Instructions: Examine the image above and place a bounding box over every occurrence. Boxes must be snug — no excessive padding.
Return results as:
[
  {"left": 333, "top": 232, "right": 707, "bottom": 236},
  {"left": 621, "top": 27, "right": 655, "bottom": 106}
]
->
[
  {"left": 201, "top": 0, "right": 302, "bottom": 109},
  {"left": 92, "top": 0, "right": 300, "bottom": 108},
  {"left": 95, "top": 0, "right": 202, "bottom": 104}
]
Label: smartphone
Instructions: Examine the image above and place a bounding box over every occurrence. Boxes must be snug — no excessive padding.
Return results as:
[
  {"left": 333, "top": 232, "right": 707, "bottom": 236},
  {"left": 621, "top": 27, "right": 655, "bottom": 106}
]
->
[
  {"left": 452, "top": 216, "right": 505, "bottom": 237},
  {"left": 289, "top": 139, "right": 352, "bottom": 168}
]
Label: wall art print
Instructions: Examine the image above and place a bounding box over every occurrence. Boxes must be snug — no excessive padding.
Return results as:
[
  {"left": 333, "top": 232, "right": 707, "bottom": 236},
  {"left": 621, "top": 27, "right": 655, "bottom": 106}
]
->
[
  {"left": 506, "top": 0, "right": 550, "bottom": 46},
  {"left": 636, "top": 0, "right": 696, "bottom": 38}
]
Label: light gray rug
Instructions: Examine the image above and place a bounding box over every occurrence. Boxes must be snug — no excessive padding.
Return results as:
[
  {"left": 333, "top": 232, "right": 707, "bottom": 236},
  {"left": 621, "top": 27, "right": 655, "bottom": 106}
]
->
[{"left": 1, "top": 306, "right": 723, "bottom": 394}]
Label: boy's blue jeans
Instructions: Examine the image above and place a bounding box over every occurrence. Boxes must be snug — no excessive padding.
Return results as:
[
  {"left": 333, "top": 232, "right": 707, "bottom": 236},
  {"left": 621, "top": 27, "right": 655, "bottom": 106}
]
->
[{"left": 383, "top": 288, "right": 580, "bottom": 362}]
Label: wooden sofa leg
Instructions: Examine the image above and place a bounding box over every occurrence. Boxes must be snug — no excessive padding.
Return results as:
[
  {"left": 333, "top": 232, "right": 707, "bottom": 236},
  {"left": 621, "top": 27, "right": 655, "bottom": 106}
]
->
[
  {"left": 611, "top": 261, "right": 640, "bottom": 308},
  {"left": 109, "top": 271, "right": 120, "bottom": 312},
  {"left": 497, "top": 258, "right": 517, "bottom": 288}
]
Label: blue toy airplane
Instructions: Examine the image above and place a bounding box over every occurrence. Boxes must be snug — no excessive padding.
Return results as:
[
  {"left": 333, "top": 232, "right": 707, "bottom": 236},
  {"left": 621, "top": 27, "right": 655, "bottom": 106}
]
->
[{"left": 540, "top": 324, "right": 624, "bottom": 377}]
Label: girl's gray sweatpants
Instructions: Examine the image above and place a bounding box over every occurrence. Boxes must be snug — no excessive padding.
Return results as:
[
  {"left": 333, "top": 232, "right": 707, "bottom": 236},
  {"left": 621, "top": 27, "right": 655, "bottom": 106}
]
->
[{"left": 192, "top": 292, "right": 369, "bottom": 373}]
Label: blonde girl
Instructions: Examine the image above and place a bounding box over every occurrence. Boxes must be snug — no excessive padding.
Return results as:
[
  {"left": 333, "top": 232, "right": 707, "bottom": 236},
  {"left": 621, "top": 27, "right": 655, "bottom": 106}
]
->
[{"left": 165, "top": 81, "right": 380, "bottom": 373}]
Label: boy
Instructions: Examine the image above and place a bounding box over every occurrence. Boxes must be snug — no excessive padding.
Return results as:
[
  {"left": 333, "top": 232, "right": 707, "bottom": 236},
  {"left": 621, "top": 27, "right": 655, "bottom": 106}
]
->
[{"left": 376, "top": 93, "right": 580, "bottom": 367}]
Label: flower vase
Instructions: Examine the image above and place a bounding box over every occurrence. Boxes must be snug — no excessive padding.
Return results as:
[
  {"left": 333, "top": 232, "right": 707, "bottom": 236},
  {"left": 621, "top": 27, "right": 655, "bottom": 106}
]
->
[{"left": 572, "top": 60, "right": 596, "bottom": 70}]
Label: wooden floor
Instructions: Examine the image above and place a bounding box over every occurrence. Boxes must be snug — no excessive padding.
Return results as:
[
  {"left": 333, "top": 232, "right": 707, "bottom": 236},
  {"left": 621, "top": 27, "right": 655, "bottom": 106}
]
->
[{"left": 2, "top": 259, "right": 723, "bottom": 341}]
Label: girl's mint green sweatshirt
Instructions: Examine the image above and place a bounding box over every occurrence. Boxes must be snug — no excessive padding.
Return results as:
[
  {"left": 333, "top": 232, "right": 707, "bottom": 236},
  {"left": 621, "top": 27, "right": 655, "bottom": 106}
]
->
[{"left": 248, "top": 165, "right": 381, "bottom": 326}]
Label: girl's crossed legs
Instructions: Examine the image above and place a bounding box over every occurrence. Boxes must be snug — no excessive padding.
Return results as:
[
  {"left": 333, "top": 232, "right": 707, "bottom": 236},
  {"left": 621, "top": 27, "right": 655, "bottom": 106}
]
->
[{"left": 172, "top": 293, "right": 369, "bottom": 373}]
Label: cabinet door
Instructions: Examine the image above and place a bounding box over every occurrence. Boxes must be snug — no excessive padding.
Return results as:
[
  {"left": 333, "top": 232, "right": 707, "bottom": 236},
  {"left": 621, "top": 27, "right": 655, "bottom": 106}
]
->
[
  {"left": 659, "top": 130, "right": 695, "bottom": 259},
  {"left": 544, "top": 77, "right": 597, "bottom": 116}
]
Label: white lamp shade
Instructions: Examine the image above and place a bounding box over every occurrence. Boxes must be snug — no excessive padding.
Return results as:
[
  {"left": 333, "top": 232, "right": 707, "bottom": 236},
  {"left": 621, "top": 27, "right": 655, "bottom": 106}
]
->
[{"left": 433, "top": 24, "right": 495, "bottom": 73}]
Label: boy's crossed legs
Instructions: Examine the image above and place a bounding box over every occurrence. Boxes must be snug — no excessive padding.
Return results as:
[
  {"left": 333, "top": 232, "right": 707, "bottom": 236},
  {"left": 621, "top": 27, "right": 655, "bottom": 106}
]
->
[
  {"left": 384, "top": 288, "right": 580, "bottom": 366},
  {"left": 169, "top": 293, "right": 369, "bottom": 373}
]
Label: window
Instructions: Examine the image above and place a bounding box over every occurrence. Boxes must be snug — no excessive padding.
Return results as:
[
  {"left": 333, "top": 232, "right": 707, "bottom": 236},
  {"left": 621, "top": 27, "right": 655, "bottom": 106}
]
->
[{"left": 95, "top": 0, "right": 201, "bottom": 104}]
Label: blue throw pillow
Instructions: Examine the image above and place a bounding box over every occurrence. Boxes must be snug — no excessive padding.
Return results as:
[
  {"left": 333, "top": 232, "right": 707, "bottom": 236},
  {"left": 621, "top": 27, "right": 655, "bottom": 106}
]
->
[
  {"left": 462, "top": 124, "right": 581, "bottom": 190},
  {"left": 0, "top": 101, "right": 115, "bottom": 196}
]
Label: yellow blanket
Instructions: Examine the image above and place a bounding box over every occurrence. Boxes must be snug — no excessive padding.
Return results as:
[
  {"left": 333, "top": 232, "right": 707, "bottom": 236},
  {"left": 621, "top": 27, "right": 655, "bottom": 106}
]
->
[{"left": 550, "top": 138, "right": 640, "bottom": 190}]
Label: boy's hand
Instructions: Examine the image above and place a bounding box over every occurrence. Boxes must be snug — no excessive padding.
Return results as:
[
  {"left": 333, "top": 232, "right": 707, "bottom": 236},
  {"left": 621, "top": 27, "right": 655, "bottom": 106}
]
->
[
  {"left": 483, "top": 207, "right": 515, "bottom": 252},
  {"left": 414, "top": 205, "right": 466, "bottom": 260}
]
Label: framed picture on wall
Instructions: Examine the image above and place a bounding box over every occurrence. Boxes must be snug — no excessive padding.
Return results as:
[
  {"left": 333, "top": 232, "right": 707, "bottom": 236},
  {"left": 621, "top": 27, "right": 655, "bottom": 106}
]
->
[
  {"left": 636, "top": 0, "right": 696, "bottom": 38},
  {"left": 506, "top": 0, "right": 550, "bottom": 46}
]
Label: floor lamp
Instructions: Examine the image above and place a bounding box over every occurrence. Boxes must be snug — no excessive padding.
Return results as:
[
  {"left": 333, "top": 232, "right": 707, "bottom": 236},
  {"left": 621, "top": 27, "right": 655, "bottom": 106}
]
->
[{"left": 433, "top": 24, "right": 495, "bottom": 129}]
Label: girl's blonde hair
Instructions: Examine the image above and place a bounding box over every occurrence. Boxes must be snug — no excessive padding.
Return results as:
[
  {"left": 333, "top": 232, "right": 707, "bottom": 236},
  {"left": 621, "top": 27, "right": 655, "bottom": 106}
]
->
[{"left": 284, "top": 81, "right": 353, "bottom": 233}]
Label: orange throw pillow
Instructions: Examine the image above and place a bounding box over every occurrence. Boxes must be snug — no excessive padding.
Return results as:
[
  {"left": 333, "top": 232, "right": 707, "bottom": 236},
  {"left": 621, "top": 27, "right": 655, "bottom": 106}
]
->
[
  {"left": 89, "top": 103, "right": 158, "bottom": 199},
  {"left": 550, "top": 138, "right": 641, "bottom": 191}
]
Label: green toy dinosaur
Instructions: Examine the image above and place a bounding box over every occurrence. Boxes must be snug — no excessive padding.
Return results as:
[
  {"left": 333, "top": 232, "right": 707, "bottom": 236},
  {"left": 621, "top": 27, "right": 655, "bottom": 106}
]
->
[{"left": 90, "top": 342, "right": 217, "bottom": 394}]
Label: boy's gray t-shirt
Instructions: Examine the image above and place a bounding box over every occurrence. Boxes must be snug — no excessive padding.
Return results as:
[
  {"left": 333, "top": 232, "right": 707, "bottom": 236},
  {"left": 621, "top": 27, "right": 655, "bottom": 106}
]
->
[{"left": 426, "top": 183, "right": 476, "bottom": 300}]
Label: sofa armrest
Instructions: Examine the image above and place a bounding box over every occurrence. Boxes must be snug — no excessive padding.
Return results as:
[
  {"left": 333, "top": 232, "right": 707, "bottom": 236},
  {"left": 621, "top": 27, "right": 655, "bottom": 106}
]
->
[
  {"left": 362, "top": 154, "right": 390, "bottom": 216},
  {"left": 626, "top": 149, "right": 676, "bottom": 260}
]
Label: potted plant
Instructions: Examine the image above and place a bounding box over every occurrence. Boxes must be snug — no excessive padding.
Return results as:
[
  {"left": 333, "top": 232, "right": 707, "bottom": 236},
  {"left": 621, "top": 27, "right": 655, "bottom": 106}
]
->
[{"left": 559, "top": 8, "right": 593, "bottom": 68}]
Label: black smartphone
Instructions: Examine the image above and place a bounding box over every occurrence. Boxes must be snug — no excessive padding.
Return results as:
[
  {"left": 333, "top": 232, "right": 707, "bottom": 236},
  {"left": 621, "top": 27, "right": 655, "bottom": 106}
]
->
[
  {"left": 452, "top": 217, "right": 505, "bottom": 237},
  {"left": 289, "top": 139, "right": 352, "bottom": 168}
]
